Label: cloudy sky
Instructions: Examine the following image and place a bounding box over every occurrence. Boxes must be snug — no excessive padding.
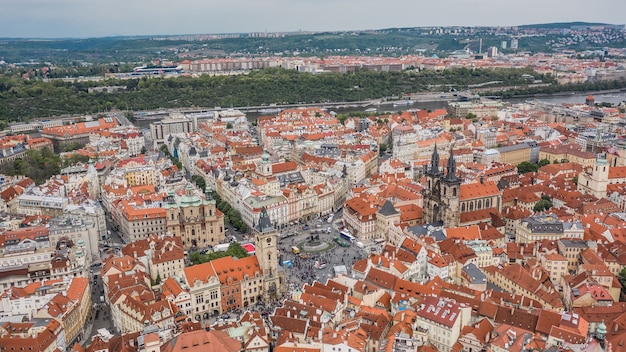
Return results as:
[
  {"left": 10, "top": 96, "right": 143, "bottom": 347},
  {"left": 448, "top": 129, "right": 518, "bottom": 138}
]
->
[{"left": 1, "top": 0, "right": 625, "bottom": 38}]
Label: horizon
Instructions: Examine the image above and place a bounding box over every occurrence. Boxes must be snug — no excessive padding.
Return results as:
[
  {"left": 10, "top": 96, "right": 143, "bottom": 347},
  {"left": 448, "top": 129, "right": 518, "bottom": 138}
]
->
[
  {"left": 1, "top": 0, "right": 625, "bottom": 39},
  {"left": 0, "top": 21, "right": 623, "bottom": 41}
]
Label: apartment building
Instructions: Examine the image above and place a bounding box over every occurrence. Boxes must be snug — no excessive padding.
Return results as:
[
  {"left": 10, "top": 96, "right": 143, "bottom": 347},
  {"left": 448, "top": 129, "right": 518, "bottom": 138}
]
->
[
  {"left": 161, "top": 277, "right": 192, "bottom": 318},
  {"left": 148, "top": 236, "right": 185, "bottom": 282},
  {"left": 515, "top": 214, "right": 584, "bottom": 243},
  {"left": 0, "top": 320, "right": 62, "bottom": 352},
  {"left": 0, "top": 227, "right": 89, "bottom": 290},
  {"left": 41, "top": 117, "right": 118, "bottom": 153},
  {"left": 182, "top": 261, "right": 222, "bottom": 323},
  {"left": 484, "top": 263, "right": 564, "bottom": 312},
  {"left": 343, "top": 196, "right": 378, "bottom": 241},
  {"left": 33, "top": 278, "right": 91, "bottom": 348},
  {"left": 116, "top": 200, "right": 167, "bottom": 243},
  {"left": 123, "top": 167, "right": 163, "bottom": 187},
  {"left": 414, "top": 296, "right": 471, "bottom": 352},
  {"left": 149, "top": 113, "right": 196, "bottom": 148},
  {"left": 211, "top": 256, "right": 264, "bottom": 312}
]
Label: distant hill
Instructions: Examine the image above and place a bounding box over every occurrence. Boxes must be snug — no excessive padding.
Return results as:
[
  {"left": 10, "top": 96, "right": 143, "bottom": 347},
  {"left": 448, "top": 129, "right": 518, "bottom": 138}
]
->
[{"left": 518, "top": 22, "right": 616, "bottom": 29}]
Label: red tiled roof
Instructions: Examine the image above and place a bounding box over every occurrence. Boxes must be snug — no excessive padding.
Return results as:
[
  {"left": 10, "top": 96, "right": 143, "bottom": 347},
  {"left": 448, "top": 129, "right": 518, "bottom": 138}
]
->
[{"left": 460, "top": 181, "right": 499, "bottom": 200}]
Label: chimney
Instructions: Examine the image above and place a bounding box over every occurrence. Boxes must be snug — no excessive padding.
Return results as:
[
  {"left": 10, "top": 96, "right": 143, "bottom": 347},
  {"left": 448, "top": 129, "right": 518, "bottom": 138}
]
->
[{"left": 480, "top": 175, "right": 484, "bottom": 184}]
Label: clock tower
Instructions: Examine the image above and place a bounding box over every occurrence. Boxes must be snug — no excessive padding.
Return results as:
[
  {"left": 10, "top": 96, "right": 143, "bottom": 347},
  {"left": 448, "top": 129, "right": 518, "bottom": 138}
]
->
[{"left": 254, "top": 206, "right": 285, "bottom": 301}]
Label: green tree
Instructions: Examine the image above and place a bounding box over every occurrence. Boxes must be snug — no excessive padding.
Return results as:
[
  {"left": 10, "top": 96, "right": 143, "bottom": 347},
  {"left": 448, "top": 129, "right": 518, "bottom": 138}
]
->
[
  {"left": 534, "top": 199, "right": 553, "bottom": 212},
  {"left": 140, "top": 146, "right": 147, "bottom": 154},
  {"left": 191, "top": 174, "right": 206, "bottom": 190},
  {"left": 537, "top": 159, "right": 551, "bottom": 167},
  {"left": 152, "top": 273, "right": 162, "bottom": 286},
  {"left": 6, "top": 147, "right": 61, "bottom": 185},
  {"left": 517, "top": 161, "right": 539, "bottom": 174},
  {"left": 619, "top": 267, "right": 626, "bottom": 288},
  {"left": 572, "top": 176, "right": 578, "bottom": 185},
  {"left": 62, "top": 153, "right": 90, "bottom": 168},
  {"left": 226, "top": 242, "right": 250, "bottom": 259},
  {"left": 64, "top": 142, "right": 82, "bottom": 152},
  {"left": 226, "top": 122, "right": 233, "bottom": 129}
]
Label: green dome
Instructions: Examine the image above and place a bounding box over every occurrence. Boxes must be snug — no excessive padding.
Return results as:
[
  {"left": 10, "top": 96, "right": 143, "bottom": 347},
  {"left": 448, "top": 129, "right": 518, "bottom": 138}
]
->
[
  {"left": 262, "top": 149, "right": 270, "bottom": 162},
  {"left": 597, "top": 320, "right": 607, "bottom": 335}
]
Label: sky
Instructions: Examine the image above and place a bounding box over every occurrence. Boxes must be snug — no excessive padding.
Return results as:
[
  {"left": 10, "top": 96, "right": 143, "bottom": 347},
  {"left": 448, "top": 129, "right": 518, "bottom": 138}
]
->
[{"left": 1, "top": 0, "right": 625, "bottom": 38}]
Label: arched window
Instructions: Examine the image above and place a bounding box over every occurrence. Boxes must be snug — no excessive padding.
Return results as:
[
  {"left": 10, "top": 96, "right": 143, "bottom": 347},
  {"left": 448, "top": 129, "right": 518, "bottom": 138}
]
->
[
  {"left": 470, "top": 202, "right": 474, "bottom": 211},
  {"left": 461, "top": 203, "right": 466, "bottom": 212},
  {"left": 477, "top": 200, "right": 482, "bottom": 210},
  {"left": 443, "top": 187, "right": 447, "bottom": 196},
  {"left": 453, "top": 188, "right": 457, "bottom": 197},
  {"left": 486, "top": 199, "right": 491, "bottom": 208}
]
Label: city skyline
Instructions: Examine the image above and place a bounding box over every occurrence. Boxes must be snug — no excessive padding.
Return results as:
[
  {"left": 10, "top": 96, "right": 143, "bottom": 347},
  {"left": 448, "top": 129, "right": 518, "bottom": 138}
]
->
[{"left": 1, "top": 0, "right": 625, "bottom": 38}]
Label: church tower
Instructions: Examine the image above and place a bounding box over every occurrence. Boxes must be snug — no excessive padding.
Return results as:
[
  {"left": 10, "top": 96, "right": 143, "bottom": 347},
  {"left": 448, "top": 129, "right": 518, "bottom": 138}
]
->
[
  {"left": 422, "top": 144, "right": 443, "bottom": 224},
  {"left": 578, "top": 152, "right": 609, "bottom": 198},
  {"left": 87, "top": 159, "right": 100, "bottom": 200},
  {"left": 253, "top": 206, "right": 285, "bottom": 301},
  {"left": 440, "top": 146, "right": 461, "bottom": 227},
  {"left": 256, "top": 149, "right": 272, "bottom": 177}
]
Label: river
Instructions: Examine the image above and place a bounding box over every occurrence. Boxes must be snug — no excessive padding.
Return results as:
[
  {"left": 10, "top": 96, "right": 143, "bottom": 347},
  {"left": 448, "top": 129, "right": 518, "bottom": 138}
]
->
[
  {"left": 247, "top": 91, "right": 626, "bottom": 122},
  {"left": 135, "top": 91, "right": 626, "bottom": 129}
]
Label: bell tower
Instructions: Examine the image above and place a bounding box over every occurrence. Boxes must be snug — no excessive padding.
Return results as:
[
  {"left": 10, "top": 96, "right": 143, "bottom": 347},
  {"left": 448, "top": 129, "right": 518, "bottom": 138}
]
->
[
  {"left": 440, "top": 145, "right": 461, "bottom": 227},
  {"left": 253, "top": 206, "right": 285, "bottom": 301},
  {"left": 422, "top": 144, "right": 443, "bottom": 224},
  {"left": 256, "top": 149, "right": 272, "bottom": 177}
]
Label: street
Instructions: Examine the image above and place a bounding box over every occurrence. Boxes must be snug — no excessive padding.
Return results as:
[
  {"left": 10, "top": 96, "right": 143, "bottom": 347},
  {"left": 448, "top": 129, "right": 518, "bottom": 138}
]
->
[{"left": 83, "top": 265, "right": 117, "bottom": 344}]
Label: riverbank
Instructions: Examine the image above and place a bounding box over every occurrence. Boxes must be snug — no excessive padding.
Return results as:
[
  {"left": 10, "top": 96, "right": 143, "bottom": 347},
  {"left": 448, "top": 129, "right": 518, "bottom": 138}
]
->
[{"left": 500, "top": 88, "right": 626, "bottom": 101}]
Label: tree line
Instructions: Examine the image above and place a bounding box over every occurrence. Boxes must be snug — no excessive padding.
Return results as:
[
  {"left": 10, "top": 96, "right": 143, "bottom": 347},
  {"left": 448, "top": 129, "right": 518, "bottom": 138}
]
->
[{"left": 0, "top": 67, "right": 554, "bottom": 121}]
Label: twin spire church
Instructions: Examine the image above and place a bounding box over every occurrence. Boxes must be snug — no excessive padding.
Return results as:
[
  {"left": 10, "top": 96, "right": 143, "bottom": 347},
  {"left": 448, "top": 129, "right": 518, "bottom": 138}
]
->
[{"left": 422, "top": 145, "right": 502, "bottom": 228}]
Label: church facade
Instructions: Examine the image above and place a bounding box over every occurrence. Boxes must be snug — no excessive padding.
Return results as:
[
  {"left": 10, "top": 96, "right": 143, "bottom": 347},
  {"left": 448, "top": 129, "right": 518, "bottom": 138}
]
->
[
  {"left": 422, "top": 145, "right": 462, "bottom": 227},
  {"left": 422, "top": 145, "right": 502, "bottom": 228}
]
